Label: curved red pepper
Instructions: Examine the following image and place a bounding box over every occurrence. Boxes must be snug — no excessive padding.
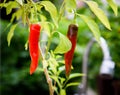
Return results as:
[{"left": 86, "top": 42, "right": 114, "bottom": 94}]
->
[
  {"left": 29, "top": 23, "right": 41, "bottom": 75},
  {"left": 64, "top": 24, "right": 78, "bottom": 77}
]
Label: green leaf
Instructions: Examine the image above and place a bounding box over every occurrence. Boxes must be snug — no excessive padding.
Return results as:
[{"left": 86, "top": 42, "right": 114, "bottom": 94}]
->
[
  {"left": 7, "top": 24, "right": 17, "bottom": 46},
  {"left": 40, "top": 1, "right": 58, "bottom": 28},
  {"left": 16, "top": 9, "right": 23, "bottom": 20},
  {"left": 24, "top": 40, "right": 28, "bottom": 50},
  {"left": 11, "top": 9, "right": 22, "bottom": 22},
  {"left": 10, "top": 13, "right": 16, "bottom": 22},
  {"left": 3, "top": 0, "right": 7, "bottom": 3},
  {"left": 69, "top": 73, "right": 84, "bottom": 80},
  {"left": 77, "top": 14, "right": 101, "bottom": 43},
  {"left": 36, "top": 3, "right": 43, "bottom": 11},
  {"left": 6, "top": 1, "right": 19, "bottom": 15},
  {"left": 54, "top": 32, "right": 72, "bottom": 54},
  {"left": 21, "top": 7, "right": 26, "bottom": 25},
  {"left": 65, "top": 0, "right": 76, "bottom": 12},
  {"left": 107, "top": 0, "right": 118, "bottom": 16},
  {"left": 0, "top": 3, "right": 4, "bottom": 7},
  {"left": 48, "top": 54, "right": 58, "bottom": 74},
  {"left": 85, "top": 1, "right": 111, "bottom": 30},
  {"left": 66, "top": 82, "right": 80, "bottom": 88}
]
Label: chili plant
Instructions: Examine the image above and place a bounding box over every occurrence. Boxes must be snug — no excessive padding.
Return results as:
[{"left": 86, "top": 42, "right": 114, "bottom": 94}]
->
[{"left": 0, "top": 0, "right": 118, "bottom": 95}]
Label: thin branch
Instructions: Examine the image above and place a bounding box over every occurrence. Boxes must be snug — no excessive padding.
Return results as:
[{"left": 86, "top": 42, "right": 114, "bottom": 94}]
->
[
  {"left": 44, "top": 66, "right": 54, "bottom": 95},
  {"left": 39, "top": 44, "right": 54, "bottom": 95}
]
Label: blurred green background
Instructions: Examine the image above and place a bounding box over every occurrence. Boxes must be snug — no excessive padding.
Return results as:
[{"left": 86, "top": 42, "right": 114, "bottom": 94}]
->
[{"left": 0, "top": 0, "right": 120, "bottom": 95}]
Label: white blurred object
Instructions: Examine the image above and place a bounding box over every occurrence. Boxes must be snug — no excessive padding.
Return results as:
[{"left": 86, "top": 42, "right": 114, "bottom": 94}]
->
[
  {"left": 99, "top": 37, "right": 111, "bottom": 60},
  {"left": 100, "top": 59, "right": 115, "bottom": 76},
  {"left": 75, "top": 37, "right": 115, "bottom": 95},
  {"left": 99, "top": 37, "right": 115, "bottom": 76},
  {"left": 65, "top": 10, "right": 75, "bottom": 20}
]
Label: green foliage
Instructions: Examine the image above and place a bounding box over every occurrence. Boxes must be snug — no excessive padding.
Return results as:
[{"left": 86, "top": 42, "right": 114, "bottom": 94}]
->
[
  {"left": 11, "top": 8, "right": 23, "bottom": 22},
  {"left": 65, "top": 0, "right": 76, "bottom": 12},
  {"left": 0, "top": 0, "right": 117, "bottom": 47},
  {"left": 65, "top": 82, "right": 80, "bottom": 88},
  {"left": 7, "top": 24, "right": 17, "bottom": 46},
  {"left": 45, "top": 51, "right": 83, "bottom": 94},
  {"left": 77, "top": 14, "right": 101, "bottom": 43},
  {"left": 40, "top": 1, "right": 58, "bottom": 27},
  {"left": 5, "top": 1, "right": 19, "bottom": 15},
  {"left": 0, "top": 0, "right": 119, "bottom": 95},
  {"left": 54, "top": 32, "right": 72, "bottom": 54},
  {"left": 107, "top": 0, "right": 118, "bottom": 16},
  {"left": 84, "top": 1, "right": 111, "bottom": 30},
  {"left": 69, "top": 73, "right": 85, "bottom": 80}
]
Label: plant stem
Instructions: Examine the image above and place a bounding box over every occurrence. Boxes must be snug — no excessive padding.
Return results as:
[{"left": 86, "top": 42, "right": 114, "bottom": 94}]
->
[
  {"left": 39, "top": 35, "right": 54, "bottom": 95},
  {"left": 62, "top": 77, "right": 69, "bottom": 89},
  {"left": 44, "top": 65, "right": 54, "bottom": 95}
]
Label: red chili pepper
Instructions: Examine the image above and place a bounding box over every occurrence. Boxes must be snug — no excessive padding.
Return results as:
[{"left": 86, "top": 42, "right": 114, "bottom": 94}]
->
[
  {"left": 64, "top": 24, "right": 78, "bottom": 77},
  {"left": 29, "top": 23, "right": 41, "bottom": 75}
]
